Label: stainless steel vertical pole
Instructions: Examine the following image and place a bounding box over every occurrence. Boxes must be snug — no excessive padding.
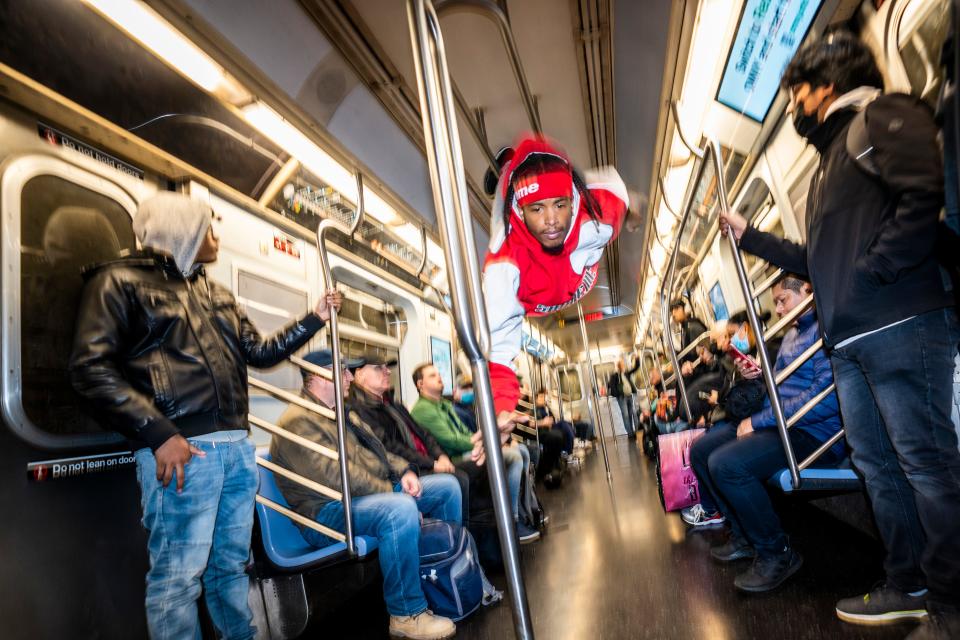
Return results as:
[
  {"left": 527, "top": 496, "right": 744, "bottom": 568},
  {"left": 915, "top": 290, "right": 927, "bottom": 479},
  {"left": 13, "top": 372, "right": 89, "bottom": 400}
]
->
[
  {"left": 577, "top": 302, "right": 612, "bottom": 481},
  {"left": 407, "top": 1, "right": 533, "bottom": 636}
]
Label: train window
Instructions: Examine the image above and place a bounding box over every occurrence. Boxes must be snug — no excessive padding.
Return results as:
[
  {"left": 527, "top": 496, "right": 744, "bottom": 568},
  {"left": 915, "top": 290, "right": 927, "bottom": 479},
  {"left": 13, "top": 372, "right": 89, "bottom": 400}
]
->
[
  {"left": 336, "top": 285, "right": 406, "bottom": 343},
  {"left": 12, "top": 173, "right": 136, "bottom": 445},
  {"left": 558, "top": 368, "right": 583, "bottom": 402},
  {"left": 897, "top": 0, "right": 950, "bottom": 105},
  {"left": 237, "top": 270, "right": 310, "bottom": 391},
  {"left": 679, "top": 146, "right": 747, "bottom": 258}
]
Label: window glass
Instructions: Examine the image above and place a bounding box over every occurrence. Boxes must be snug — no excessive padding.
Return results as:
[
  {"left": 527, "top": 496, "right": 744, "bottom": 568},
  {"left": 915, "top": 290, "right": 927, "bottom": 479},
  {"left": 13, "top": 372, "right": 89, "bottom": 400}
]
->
[
  {"left": 19, "top": 175, "right": 136, "bottom": 435},
  {"left": 238, "top": 271, "right": 309, "bottom": 391},
  {"left": 898, "top": 0, "right": 950, "bottom": 105},
  {"left": 557, "top": 368, "right": 582, "bottom": 402}
]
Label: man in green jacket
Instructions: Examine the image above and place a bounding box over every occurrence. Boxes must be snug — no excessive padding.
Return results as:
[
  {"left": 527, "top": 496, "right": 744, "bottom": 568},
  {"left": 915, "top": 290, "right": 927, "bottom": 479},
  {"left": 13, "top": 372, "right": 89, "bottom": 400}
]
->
[{"left": 410, "top": 363, "right": 538, "bottom": 544}]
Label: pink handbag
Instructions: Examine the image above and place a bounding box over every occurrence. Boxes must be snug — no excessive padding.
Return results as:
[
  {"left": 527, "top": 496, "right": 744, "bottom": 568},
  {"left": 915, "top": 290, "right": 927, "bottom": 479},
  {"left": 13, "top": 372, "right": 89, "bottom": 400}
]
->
[{"left": 656, "top": 428, "right": 706, "bottom": 512}]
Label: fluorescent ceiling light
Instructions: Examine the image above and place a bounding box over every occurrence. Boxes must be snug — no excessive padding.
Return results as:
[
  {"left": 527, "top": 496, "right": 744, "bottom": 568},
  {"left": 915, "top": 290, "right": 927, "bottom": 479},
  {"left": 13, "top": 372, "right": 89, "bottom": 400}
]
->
[
  {"left": 83, "top": 0, "right": 227, "bottom": 93},
  {"left": 242, "top": 103, "right": 403, "bottom": 226}
]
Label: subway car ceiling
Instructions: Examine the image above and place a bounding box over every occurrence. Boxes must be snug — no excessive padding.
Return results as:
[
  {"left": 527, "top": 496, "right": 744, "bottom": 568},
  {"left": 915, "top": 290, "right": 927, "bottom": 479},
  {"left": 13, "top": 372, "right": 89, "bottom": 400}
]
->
[{"left": 0, "top": 0, "right": 923, "bottom": 360}]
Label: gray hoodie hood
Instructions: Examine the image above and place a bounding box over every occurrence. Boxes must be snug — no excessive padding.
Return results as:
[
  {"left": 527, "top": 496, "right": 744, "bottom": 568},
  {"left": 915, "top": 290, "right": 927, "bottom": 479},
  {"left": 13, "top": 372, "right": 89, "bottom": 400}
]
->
[{"left": 133, "top": 193, "right": 212, "bottom": 276}]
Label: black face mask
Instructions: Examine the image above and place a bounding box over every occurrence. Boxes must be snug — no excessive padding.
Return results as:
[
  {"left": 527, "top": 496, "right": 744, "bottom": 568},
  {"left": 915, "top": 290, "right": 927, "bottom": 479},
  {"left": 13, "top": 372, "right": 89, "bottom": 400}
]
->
[{"left": 792, "top": 106, "right": 822, "bottom": 139}]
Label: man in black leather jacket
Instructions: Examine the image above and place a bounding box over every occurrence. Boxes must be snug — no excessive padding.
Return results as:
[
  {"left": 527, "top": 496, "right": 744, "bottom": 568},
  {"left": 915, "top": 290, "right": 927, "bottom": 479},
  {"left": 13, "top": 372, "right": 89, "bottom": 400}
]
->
[
  {"left": 722, "top": 31, "right": 960, "bottom": 638},
  {"left": 69, "top": 192, "right": 340, "bottom": 640}
]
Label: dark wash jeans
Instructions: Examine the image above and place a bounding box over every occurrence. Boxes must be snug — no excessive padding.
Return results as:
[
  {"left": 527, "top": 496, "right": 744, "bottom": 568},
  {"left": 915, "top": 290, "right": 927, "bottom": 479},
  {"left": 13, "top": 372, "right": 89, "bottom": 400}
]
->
[
  {"left": 690, "top": 421, "right": 840, "bottom": 557},
  {"left": 831, "top": 307, "right": 960, "bottom": 608}
]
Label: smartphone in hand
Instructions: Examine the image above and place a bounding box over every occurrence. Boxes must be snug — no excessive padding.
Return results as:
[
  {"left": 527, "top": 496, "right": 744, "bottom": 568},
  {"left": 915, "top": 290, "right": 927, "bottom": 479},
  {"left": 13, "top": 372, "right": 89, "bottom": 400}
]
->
[{"left": 728, "top": 345, "right": 762, "bottom": 376}]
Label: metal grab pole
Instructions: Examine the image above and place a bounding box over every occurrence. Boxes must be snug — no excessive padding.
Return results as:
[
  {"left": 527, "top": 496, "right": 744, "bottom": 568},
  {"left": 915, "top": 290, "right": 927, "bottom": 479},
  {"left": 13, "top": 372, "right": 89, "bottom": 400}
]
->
[
  {"left": 577, "top": 302, "right": 612, "bottom": 481},
  {"left": 435, "top": 0, "right": 542, "bottom": 133},
  {"left": 407, "top": 2, "right": 534, "bottom": 637},
  {"left": 659, "top": 290, "right": 693, "bottom": 422},
  {"left": 708, "top": 136, "right": 800, "bottom": 488},
  {"left": 313, "top": 172, "right": 364, "bottom": 556}
]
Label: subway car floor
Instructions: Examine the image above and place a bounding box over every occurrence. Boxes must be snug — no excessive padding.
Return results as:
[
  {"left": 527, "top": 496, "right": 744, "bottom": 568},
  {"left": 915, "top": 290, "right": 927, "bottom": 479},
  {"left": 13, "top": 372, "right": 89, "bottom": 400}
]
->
[{"left": 324, "top": 436, "right": 913, "bottom": 640}]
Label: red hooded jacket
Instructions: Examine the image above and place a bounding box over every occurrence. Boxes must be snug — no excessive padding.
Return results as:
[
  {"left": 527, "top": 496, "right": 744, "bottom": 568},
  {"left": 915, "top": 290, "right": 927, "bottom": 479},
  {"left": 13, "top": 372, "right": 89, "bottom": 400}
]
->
[{"left": 482, "top": 136, "right": 629, "bottom": 414}]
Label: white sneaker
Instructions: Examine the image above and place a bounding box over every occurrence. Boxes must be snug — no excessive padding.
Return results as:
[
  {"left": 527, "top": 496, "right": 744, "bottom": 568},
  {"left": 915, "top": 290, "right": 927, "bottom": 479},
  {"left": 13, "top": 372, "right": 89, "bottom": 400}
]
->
[
  {"left": 680, "top": 504, "right": 725, "bottom": 527},
  {"left": 389, "top": 610, "right": 456, "bottom": 639}
]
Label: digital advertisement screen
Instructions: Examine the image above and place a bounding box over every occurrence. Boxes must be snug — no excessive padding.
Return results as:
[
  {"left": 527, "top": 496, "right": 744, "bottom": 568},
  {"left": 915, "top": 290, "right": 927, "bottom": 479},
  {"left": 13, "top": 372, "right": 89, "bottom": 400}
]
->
[
  {"left": 430, "top": 336, "right": 453, "bottom": 395},
  {"left": 709, "top": 282, "right": 730, "bottom": 321},
  {"left": 716, "top": 0, "right": 824, "bottom": 122}
]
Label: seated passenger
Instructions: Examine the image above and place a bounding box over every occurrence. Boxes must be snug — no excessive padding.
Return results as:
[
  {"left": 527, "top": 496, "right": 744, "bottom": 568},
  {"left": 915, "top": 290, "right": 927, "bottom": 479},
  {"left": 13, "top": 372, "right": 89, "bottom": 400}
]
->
[
  {"left": 685, "top": 273, "right": 843, "bottom": 593},
  {"left": 347, "top": 356, "right": 471, "bottom": 518},
  {"left": 452, "top": 373, "right": 477, "bottom": 432},
  {"left": 534, "top": 388, "right": 575, "bottom": 455},
  {"left": 410, "top": 363, "right": 539, "bottom": 544},
  {"left": 271, "top": 350, "right": 459, "bottom": 640},
  {"left": 528, "top": 392, "right": 566, "bottom": 485}
]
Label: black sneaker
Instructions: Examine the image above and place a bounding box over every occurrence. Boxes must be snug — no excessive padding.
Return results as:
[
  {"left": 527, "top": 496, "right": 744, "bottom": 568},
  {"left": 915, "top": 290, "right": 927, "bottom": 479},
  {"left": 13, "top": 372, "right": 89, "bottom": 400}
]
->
[
  {"left": 516, "top": 522, "right": 541, "bottom": 544},
  {"left": 836, "top": 584, "right": 928, "bottom": 625},
  {"left": 734, "top": 547, "right": 803, "bottom": 593},
  {"left": 710, "top": 534, "right": 756, "bottom": 563},
  {"left": 905, "top": 606, "right": 960, "bottom": 639}
]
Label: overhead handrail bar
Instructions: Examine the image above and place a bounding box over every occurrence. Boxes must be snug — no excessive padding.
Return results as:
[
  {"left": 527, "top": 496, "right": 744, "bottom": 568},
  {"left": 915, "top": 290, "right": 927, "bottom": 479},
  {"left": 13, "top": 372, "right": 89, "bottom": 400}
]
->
[
  {"left": 669, "top": 101, "right": 706, "bottom": 160},
  {"left": 407, "top": 1, "right": 533, "bottom": 635},
  {"left": 752, "top": 267, "right": 785, "bottom": 301},
  {"left": 348, "top": 173, "right": 365, "bottom": 239},
  {"left": 249, "top": 415, "right": 339, "bottom": 461},
  {"left": 417, "top": 225, "right": 429, "bottom": 277},
  {"left": 658, "top": 175, "right": 682, "bottom": 221},
  {"left": 435, "top": 0, "right": 543, "bottom": 133},
  {"left": 709, "top": 136, "right": 799, "bottom": 489},
  {"left": 256, "top": 457, "right": 343, "bottom": 502},
  {"left": 255, "top": 495, "right": 345, "bottom": 542},
  {"left": 659, "top": 136, "right": 713, "bottom": 422},
  {"left": 316, "top": 186, "right": 366, "bottom": 553},
  {"left": 577, "top": 301, "right": 612, "bottom": 481}
]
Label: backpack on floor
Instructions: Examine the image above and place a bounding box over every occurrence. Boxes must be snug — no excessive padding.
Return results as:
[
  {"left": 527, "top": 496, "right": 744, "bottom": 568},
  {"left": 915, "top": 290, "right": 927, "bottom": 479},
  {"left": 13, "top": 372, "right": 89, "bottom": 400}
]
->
[
  {"left": 418, "top": 520, "right": 484, "bottom": 622},
  {"left": 656, "top": 428, "right": 706, "bottom": 512}
]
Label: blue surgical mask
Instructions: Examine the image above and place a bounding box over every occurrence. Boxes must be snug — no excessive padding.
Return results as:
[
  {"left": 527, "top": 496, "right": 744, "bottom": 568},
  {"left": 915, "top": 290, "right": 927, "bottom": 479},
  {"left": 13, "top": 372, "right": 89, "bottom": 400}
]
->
[
  {"left": 460, "top": 391, "right": 474, "bottom": 405},
  {"left": 731, "top": 333, "right": 750, "bottom": 353}
]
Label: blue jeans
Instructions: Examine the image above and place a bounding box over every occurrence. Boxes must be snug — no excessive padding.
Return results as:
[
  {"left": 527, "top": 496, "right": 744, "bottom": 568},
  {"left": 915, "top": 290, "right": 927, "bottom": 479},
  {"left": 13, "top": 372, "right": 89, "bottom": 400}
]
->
[
  {"left": 690, "top": 421, "right": 840, "bottom": 557},
  {"left": 306, "top": 474, "right": 462, "bottom": 617},
  {"left": 831, "top": 308, "right": 960, "bottom": 607},
  {"left": 617, "top": 395, "right": 637, "bottom": 434},
  {"left": 135, "top": 438, "right": 257, "bottom": 640},
  {"left": 502, "top": 444, "right": 523, "bottom": 519}
]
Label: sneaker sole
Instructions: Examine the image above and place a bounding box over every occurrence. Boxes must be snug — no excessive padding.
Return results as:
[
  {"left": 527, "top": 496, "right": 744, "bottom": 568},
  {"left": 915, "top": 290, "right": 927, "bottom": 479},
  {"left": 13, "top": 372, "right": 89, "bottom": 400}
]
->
[
  {"left": 518, "top": 533, "right": 541, "bottom": 544},
  {"left": 835, "top": 608, "right": 928, "bottom": 626},
  {"left": 734, "top": 555, "right": 803, "bottom": 593},
  {"left": 390, "top": 629, "right": 456, "bottom": 640},
  {"left": 682, "top": 517, "right": 726, "bottom": 528},
  {"left": 710, "top": 548, "right": 755, "bottom": 563}
]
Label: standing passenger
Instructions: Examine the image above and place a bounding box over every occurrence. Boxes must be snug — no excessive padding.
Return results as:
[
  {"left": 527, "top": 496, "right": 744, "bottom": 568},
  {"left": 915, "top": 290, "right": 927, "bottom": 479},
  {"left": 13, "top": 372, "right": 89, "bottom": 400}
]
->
[
  {"left": 721, "top": 31, "right": 960, "bottom": 638},
  {"left": 607, "top": 356, "right": 641, "bottom": 438},
  {"left": 69, "top": 193, "right": 340, "bottom": 640}
]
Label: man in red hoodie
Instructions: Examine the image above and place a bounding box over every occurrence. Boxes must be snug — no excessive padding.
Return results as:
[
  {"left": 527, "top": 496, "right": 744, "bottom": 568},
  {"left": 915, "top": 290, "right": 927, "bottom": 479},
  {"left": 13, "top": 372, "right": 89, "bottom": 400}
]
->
[{"left": 472, "top": 135, "right": 632, "bottom": 460}]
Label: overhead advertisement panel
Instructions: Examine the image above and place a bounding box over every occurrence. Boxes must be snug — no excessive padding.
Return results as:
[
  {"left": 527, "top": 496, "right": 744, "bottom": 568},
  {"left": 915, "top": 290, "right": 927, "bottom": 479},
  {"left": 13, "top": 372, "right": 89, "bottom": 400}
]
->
[{"left": 716, "top": 0, "right": 824, "bottom": 122}]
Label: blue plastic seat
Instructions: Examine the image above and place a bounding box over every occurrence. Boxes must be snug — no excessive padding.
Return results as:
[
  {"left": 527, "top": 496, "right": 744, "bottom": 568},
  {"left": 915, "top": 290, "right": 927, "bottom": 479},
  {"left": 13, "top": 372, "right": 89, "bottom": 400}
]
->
[
  {"left": 772, "top": 461, "right": 861, "bottom": 493},
  {"left": 255, "top": 454, "right": 377, "bottom": 572}
]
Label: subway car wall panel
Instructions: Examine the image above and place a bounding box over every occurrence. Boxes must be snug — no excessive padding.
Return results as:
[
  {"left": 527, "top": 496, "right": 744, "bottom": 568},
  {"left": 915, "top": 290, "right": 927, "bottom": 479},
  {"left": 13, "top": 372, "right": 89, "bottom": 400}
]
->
[{"left": 0, "top": 426, "right": 148, "bottom": 639}]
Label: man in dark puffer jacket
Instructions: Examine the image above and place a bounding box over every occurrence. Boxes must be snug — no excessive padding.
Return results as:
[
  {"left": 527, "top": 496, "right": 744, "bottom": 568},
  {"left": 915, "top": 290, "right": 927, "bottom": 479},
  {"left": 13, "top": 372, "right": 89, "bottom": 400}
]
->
[
  {"left": 722, "top": 31, "right": 960, "bottom": 637},
  {"left": 70, "top": 193, "right": 339, "bottom": 640}
]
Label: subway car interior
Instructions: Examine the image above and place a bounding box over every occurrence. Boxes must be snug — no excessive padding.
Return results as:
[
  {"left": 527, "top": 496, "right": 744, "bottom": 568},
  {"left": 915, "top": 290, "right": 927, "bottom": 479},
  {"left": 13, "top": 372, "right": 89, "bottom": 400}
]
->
[{"left": 1, "top": 0, "right": 959, "bottom": 638}]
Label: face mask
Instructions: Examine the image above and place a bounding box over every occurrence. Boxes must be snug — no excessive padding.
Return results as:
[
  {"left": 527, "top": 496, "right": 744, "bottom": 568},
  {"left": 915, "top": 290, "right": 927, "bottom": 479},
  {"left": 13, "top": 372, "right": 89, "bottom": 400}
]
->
[
  {"left": 792, "top": 107, "right": 822, "bottom": 139},
  {"left": 731, "top": 333, "right": 750, "bottom": 354},
  {"left": 460, "top": 391, "right": 474, "bottom": 405}
]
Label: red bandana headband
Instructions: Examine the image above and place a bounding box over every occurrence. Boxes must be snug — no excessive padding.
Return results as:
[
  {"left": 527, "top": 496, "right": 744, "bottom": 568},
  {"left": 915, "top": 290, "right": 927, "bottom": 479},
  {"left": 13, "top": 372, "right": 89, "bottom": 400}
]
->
[{"left": 512, "top": 168, "right": 573, "bottom": 209}]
